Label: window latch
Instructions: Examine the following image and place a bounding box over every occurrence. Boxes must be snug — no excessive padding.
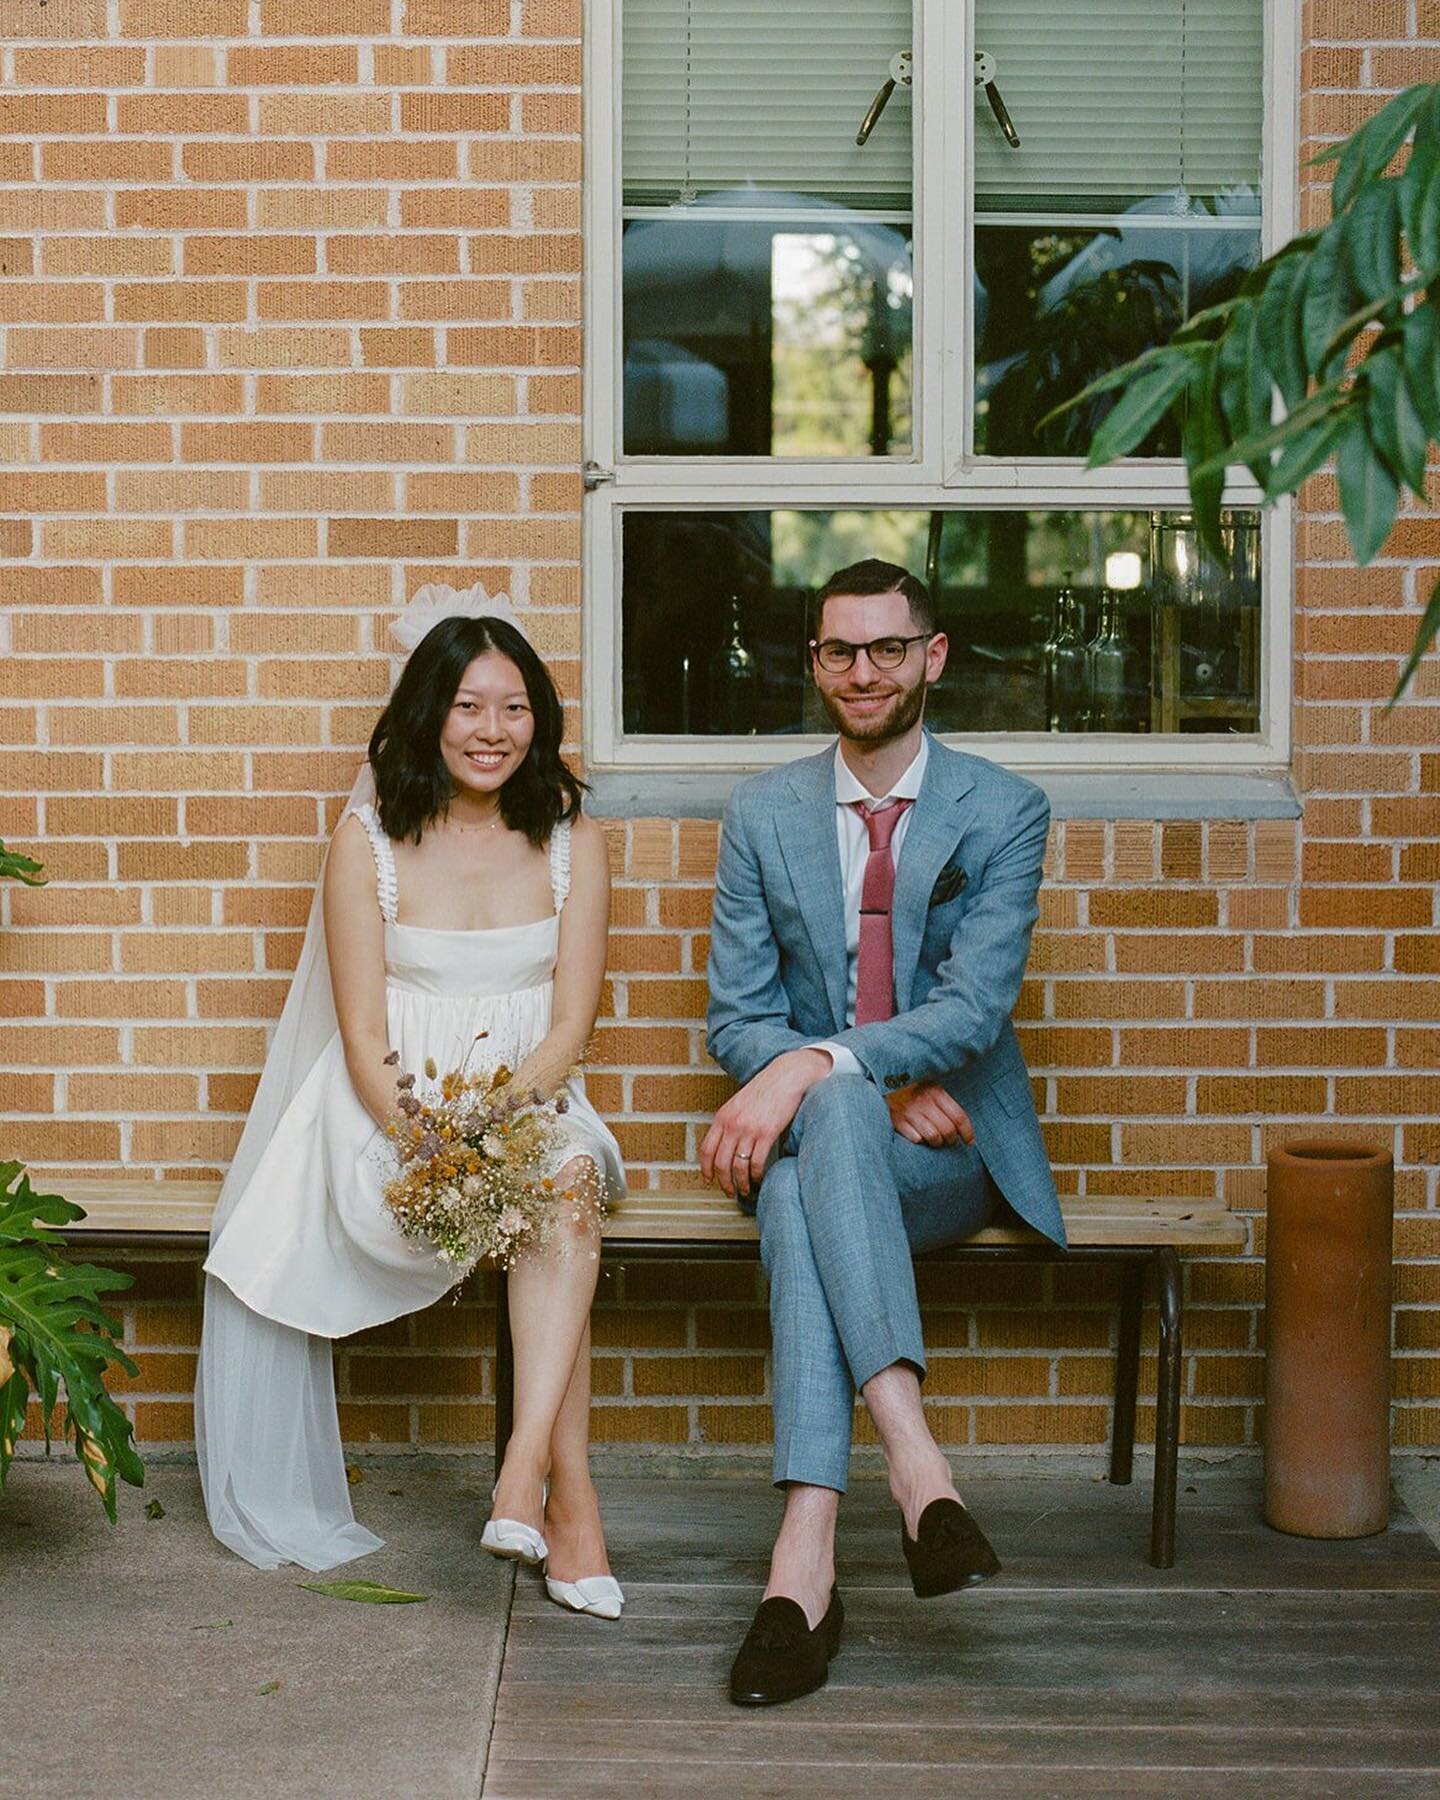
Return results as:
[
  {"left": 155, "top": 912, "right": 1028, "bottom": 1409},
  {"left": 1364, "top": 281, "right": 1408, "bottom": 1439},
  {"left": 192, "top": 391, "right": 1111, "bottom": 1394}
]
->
[
  {"left": 582, "top": 461, "right": 616, "bottom": 492},
  {"left": 974, "top": 50, "right": 1021, "bottom": 149},
  {"left": 855, "top": 49, "right": 912, "bottom": 147}
]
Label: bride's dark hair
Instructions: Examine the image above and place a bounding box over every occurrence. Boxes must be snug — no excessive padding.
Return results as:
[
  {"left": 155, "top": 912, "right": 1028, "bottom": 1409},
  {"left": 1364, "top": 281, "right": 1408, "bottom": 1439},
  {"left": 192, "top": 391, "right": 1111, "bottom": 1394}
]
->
[{"left": 369, "top": 615, "right": 585, "bottom": 846}]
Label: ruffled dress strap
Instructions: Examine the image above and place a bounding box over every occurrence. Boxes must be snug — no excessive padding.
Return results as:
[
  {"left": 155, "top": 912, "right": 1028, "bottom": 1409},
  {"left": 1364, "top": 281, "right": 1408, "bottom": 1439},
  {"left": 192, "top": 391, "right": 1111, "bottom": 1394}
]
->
[
  {"left": 349, "top": 802, "right": 399, "bottom": 925},
  {"left": 548, "top": 817, "right": 573, "bottom": 913}
]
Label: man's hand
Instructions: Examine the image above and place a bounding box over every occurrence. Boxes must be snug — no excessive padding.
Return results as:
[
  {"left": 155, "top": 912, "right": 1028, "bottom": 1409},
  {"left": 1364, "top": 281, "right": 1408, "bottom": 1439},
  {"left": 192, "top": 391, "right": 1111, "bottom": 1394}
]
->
[
  {"left": 700, "top": 1047, "right": 832, "bottom": 1200},
  {"left": 886, "top": 1081, "right": 974, "bottom": 1148}
]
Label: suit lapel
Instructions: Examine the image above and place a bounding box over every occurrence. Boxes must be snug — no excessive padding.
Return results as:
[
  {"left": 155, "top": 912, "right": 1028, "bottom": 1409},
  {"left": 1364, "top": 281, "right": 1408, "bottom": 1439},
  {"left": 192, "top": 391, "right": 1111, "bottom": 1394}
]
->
[
  {"left": 891, "top": 738, "right": 976, "bottom": 1011},
  {"left": 775, "top": 748, "right": 849, "bottom": 1033}
]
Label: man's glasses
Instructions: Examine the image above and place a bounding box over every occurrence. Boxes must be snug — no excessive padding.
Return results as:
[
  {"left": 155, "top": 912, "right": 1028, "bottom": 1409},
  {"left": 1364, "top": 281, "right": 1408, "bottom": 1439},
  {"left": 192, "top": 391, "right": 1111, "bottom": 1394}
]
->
[{"left": 809, "top": 633, "right": 934, "bottom": 674}]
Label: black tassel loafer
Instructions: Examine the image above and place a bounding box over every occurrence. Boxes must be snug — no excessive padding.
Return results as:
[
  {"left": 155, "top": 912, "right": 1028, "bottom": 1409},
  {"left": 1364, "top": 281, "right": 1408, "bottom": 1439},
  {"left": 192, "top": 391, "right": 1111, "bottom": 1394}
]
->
[
  {"left": 728, "top": 1587, "right": 844, "bottom": 1706},
  {"left": 901, "top": 1497, "right": 1001, "bottom": 1598}
]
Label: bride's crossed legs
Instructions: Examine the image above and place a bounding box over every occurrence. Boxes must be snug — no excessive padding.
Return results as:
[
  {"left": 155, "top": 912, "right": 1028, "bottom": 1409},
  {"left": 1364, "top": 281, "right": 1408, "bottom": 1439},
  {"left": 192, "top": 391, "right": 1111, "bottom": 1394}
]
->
[{"left": 490, "top": 1154, "right": 609, "bottom": 1580}]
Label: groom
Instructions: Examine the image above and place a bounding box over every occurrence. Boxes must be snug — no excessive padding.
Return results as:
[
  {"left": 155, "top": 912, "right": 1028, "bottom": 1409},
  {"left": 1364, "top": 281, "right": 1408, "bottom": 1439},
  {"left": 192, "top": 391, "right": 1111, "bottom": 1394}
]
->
[{"left": 701, "top": 558, "right": 1066, "bottom": 1706}]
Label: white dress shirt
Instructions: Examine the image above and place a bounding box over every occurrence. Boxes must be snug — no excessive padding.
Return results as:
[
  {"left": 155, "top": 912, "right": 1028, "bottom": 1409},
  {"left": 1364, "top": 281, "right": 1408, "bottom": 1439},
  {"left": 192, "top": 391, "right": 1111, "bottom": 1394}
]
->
[{"left": 816, "top": 735, "right": 929, "bottom": 1080}]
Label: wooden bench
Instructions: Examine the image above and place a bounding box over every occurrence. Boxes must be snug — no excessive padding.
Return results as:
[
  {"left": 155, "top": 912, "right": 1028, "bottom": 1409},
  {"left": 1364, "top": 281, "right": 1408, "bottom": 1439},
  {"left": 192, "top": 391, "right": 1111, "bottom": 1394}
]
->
[{"left": 63, "top": 1179, "right": 1243, "bottom": 1568}]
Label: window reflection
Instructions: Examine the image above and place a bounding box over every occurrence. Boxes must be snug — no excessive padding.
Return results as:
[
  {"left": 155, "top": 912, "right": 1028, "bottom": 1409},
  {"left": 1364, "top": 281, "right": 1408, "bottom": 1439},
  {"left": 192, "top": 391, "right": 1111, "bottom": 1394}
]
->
[
  {"left": 621, "top": 509, "right": 1261, "bottom": 737},
  {"left": 622, "top": 201, "right": 913, "bottom": 457},
  {"left": 974, "top": 205, "right": 1261, "bottom": 457}
]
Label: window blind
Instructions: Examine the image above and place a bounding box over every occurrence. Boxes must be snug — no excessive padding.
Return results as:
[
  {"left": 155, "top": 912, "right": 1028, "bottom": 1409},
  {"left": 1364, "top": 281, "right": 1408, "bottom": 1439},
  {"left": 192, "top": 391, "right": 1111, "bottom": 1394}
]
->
[
  {"left": 973, "top": 0, "right": 1263, "bottom": 210},
  {"left": 622, "top": 1, "right": 1263, "bottom": 218},
  {"left": 622, "top": 0, "right": 914, "bottom": 211}
]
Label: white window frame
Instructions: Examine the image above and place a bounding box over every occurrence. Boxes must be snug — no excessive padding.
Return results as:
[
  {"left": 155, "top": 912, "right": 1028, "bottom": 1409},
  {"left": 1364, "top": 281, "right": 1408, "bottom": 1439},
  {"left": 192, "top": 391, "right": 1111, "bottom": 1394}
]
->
[{"left": 582, "top": 0, "right": 1299, "bottom": 775}]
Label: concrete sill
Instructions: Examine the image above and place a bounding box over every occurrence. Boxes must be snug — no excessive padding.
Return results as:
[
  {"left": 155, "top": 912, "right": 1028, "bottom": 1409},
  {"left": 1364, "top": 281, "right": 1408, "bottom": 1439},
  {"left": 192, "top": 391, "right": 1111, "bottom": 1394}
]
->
[{"left": 586, "top": 766, "right": 1300, "bottom": 823}]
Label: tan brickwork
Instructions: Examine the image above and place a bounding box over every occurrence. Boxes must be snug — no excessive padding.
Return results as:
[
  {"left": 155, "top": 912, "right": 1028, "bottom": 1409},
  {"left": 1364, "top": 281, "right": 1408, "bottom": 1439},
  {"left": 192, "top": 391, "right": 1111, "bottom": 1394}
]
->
[{"left": 3, "top": 2, "right": 1439, "bottom": 1461}]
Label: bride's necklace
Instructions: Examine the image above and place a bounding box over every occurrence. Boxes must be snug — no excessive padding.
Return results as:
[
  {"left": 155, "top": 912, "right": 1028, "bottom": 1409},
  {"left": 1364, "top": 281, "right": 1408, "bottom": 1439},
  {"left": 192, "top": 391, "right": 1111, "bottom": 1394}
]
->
[{"left": 445, "top": 810, "right": 503, "bottom": 834}]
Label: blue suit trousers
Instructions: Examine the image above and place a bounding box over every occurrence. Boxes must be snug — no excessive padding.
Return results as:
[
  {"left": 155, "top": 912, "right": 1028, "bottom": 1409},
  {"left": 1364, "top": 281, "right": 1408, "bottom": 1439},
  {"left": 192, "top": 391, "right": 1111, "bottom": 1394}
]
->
[{"left": 755, "top": 1072, "right": 999, "bottom": 1492}]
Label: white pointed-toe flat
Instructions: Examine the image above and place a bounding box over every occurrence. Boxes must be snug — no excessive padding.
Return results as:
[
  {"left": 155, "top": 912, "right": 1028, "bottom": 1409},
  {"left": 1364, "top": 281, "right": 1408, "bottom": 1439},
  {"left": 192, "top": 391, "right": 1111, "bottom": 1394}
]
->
[
  {"left": 481, "top": 1518, "right": 548, "bottom": 1565},
  {"left": 545, "top": 1574, "right": 624, "bottom": 1620}
]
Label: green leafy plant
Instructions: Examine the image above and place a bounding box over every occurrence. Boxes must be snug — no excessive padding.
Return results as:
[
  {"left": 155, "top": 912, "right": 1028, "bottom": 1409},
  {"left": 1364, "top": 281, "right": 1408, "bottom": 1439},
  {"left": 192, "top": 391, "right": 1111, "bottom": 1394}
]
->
[
  {"left": 0, "top": 1162, "right": 144, "bottom": 1520},
  {"left": 1, "top": 847, "right": 143, "bottom": 1519},
  {"left": 0, "top": 841, "right": 46, "bottom": 887},
  {"left": 1044, "top": 83, "right": 1440, "bottom": 702}
]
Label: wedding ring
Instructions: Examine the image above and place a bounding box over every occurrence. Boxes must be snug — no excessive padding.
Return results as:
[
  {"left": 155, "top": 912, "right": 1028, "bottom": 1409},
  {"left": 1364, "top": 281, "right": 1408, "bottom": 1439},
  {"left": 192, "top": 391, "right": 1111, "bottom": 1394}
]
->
[{"left": 736, "top": 1144, "right": 754, "bottom": 1159}]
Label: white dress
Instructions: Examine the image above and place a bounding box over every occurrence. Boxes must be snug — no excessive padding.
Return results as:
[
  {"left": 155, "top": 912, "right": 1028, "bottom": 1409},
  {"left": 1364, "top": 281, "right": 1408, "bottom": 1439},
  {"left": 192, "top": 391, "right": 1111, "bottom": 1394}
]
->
[{"left": 205, "top": 807, "right": 625, "bottom": 1340}]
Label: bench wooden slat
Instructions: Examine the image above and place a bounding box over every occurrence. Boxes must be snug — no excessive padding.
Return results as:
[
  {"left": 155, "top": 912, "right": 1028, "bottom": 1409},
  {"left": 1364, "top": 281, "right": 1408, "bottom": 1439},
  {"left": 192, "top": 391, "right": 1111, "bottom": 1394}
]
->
[{"left": 55, "top": 1178, "right": 1245, "bottom": 1250}]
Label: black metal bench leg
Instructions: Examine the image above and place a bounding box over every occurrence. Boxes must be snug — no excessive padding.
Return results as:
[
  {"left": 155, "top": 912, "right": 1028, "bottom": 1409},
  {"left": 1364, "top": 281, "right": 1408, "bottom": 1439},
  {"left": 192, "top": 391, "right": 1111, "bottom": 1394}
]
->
[
  {"left": 493, "top": 1269, "right": 514, "bottom": 1479},
  {"left": 1110, "top": 1259, "right": 1144, "bottom": 1486},
  {"left": 1150, "top": 1246, "right": 1182, "bottom": 1569}
]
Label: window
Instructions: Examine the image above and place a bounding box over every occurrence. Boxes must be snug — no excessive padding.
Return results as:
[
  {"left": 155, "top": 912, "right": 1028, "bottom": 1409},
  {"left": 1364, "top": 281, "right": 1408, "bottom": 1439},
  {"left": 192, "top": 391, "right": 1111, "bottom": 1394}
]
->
[{"left": 584, "top": 1, "right": 1295, "bottom": 772}]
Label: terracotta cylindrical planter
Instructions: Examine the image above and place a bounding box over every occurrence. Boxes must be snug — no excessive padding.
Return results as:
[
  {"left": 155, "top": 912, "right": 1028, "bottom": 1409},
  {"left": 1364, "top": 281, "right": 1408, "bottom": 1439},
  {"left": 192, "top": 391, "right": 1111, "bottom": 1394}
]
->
[{"left": 1264, "top": 1140, "right": 1393, "bottom": 1539}]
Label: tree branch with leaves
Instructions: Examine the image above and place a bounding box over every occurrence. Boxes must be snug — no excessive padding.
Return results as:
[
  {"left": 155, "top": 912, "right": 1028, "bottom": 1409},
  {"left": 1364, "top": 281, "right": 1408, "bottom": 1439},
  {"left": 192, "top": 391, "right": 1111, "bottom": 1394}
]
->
[{"left": 1044, "top": 83, "right": 1440, "bottom": 703}]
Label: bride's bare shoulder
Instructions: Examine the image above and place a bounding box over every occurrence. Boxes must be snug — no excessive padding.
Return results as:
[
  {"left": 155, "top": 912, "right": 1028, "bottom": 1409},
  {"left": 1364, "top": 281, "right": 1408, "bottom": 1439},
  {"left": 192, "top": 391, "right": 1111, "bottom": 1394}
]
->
[
  {"left": 564, "top": 811, "right": 610, "bottom": 895},
  {"left": 326, "top": 811, "right": 378, "bottom": 881}
]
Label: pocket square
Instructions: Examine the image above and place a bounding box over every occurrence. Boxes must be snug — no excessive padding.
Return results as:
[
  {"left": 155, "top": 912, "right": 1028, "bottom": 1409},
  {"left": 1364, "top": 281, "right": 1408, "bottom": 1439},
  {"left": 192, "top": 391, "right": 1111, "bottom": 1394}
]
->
[{"left": 928, "top": 862, "right": 968, "bottom": 907}]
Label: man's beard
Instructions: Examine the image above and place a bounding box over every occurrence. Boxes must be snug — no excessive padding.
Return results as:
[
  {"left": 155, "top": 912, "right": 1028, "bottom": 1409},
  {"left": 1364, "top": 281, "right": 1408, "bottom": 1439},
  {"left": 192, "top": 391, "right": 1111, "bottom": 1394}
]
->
[{"left": 818, "top": 672, "right": 928, "bottom": 746}]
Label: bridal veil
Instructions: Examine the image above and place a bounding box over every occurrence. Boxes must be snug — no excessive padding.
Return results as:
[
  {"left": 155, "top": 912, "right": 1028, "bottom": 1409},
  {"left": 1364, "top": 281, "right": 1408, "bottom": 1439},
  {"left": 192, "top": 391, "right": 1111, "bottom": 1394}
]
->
[{"left": 195, "top": 585, "right": 522, "bottom": 1569}]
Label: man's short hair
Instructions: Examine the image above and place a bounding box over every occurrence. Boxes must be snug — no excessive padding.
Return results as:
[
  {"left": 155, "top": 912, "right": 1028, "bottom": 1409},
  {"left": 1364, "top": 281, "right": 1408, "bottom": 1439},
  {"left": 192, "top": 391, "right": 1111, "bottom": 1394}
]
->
[{"left": 810, "top": 558, "right": 936, "bottom": 642}]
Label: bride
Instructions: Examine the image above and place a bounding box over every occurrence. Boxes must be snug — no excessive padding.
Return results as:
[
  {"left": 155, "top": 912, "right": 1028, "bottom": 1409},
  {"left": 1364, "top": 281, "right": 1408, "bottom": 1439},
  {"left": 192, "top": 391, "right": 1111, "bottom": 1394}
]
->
[{"left": 197, "top": 586, "right": 626, "bottom": 1618}]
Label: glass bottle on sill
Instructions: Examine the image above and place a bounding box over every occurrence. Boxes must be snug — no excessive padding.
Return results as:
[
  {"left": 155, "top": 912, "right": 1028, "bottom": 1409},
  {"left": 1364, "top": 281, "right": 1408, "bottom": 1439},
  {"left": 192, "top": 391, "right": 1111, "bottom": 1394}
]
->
[
  {"left": 1085, "top": 586, "right": 1136, "bottom": 732},
  {"left": 710, "top": 592, "right": 757, "bottom": 735},
  {"left": 1042, "top": 572, "right": 1086, "bottom": 733}
]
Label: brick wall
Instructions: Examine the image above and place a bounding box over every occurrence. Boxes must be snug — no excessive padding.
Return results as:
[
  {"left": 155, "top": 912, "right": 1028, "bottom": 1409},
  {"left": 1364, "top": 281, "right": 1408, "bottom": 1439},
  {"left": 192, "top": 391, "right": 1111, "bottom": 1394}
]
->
[{"left": 3, "top": 1, "right": 1439, "bottom": 1461}]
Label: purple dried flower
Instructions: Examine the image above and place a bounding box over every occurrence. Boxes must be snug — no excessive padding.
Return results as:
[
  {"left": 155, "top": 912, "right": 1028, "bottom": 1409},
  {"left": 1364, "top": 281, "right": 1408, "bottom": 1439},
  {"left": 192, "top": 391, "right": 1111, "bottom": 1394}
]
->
[
  {"left": 395, "top": 1072, "right": 416, "bottom": 1091},
  {"left": 382, "top": 1050, "right": 400, "bottom": 1066},
  {"left": 554, "top": 1094, "right": 569, "bottom": 1114},
  {"left": 397, "top": 1093, "right": 422, "bottom": 1117}
]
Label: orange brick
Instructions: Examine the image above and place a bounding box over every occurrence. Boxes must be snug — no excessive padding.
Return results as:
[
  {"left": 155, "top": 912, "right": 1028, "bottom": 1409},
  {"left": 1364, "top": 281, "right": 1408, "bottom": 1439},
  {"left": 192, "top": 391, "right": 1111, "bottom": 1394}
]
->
[
  {"left": 0, "top": 94, "right": 107, "bottom": 136},
  {"left": 112, "top": 375, "right": 246, "bottom": 417},
  {"left": 328, "top": 234, "right": 461, "bottom": 275},
  {"left": 401, "top": 190, "right": 509, "bottom": 230},
  {"left": 228, "top": 46, "right": 358, "bottom": 85},
  {"left": 397, "top": 280, "right": 511, "bottom": 322},
  {"left": 118, "top": 94, "right": 250, "bottom": 135},
  {"left": 1334, "top": 979, "right": 1440, "bottom": 1020},
  {"left": 41, "top": 238, "right": 173, "bottom": 277},
  {"left": 405, "top": 0, "right": 509, "bottom": 31},
  {"left": 257, "top": 469, "right": 396, "bottom": 513},
  {"left": 447, "top": 44, "right": 581, "bottom": 86},
  {"left": 44, "top": 142, "right": 175, "bottom": 185},
  {"left": 449, "top": 325, "right": 580, "bottom": 367},
  {"left": 1195, "top": 1076, "right": 1329, "bottom": 1114},
  {"left": 406, "top": 471, "right": 518, "bottom": 512},
  {"left": 3, "top": 1120, "right": 121, "bottom": 1163},
  {"left": 42, "top": 424, "right": 170, "bottom": 464},
  {"left": 1052, "top": 1076, "right": 1188, "bottom": 1115},
  {"left": 359, "top": 328, "right": 435, "bottom": 367},
  {"left": 114, "top": 282, "right": 247, "bottom": 325},
  {"left": 1118, "top": 1027, "right": 1249, "bottom": 1067},
  {"left": 1192, "top": 979, "right": 1325, "bottom": 1020},
  {"left": 8, "top": 327, "right": 138, "bottom": 369},
  {"left": 1300, "top": 887, "right": 1433, "bottom": 929},
  {"left": 183, "top": 143, "right": 316, "bottom": 184},
  {"left": 1335, "top": 1075, "right": 1440, "bottom": 1115},
  {"left": 181, "top": 422, "right": 314, "bottom": 463},
  {"left": 327, "top": 143, "right": 457, "bottom": 183},
  {"left": 44, "top": 519, "right": 172, "bottom": 559},
  {"left": 328, "top": 517, "right": 457, "bottom": 559},
  {"left": 1088, "top": 890, "right": 1219, "bottom": 929},
  {"left": 142, "top": 328, "right": 210, "bottom": 369},
  {"left": 1256, "top": 1026, "right": 1386, "bottom": 1066},
  {"left": 1112, "top": 935, "right": 1245, "bottom": 974},
  {"left": 184, "top": 236, "right": 317, "bottom": 278},
  {"left": 257, "top": 280, "right": 390, "bottom": 321},
  {"left": 400, "top": 93, "right": 510, "bottom": 134}
]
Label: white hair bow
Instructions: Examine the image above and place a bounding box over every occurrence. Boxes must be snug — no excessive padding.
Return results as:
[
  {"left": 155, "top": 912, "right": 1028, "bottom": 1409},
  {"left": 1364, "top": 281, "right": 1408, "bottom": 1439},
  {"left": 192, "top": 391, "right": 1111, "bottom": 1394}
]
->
[{"left": 389, "top": 580, "right": 527, "bottom": 653}]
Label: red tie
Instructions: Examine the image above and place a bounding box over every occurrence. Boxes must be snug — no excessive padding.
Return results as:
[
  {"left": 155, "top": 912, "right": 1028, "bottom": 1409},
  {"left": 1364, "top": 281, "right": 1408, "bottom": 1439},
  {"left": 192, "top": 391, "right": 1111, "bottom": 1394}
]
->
[{"left": 853, "top": 798, "right": 913, "bottom": 1025}]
